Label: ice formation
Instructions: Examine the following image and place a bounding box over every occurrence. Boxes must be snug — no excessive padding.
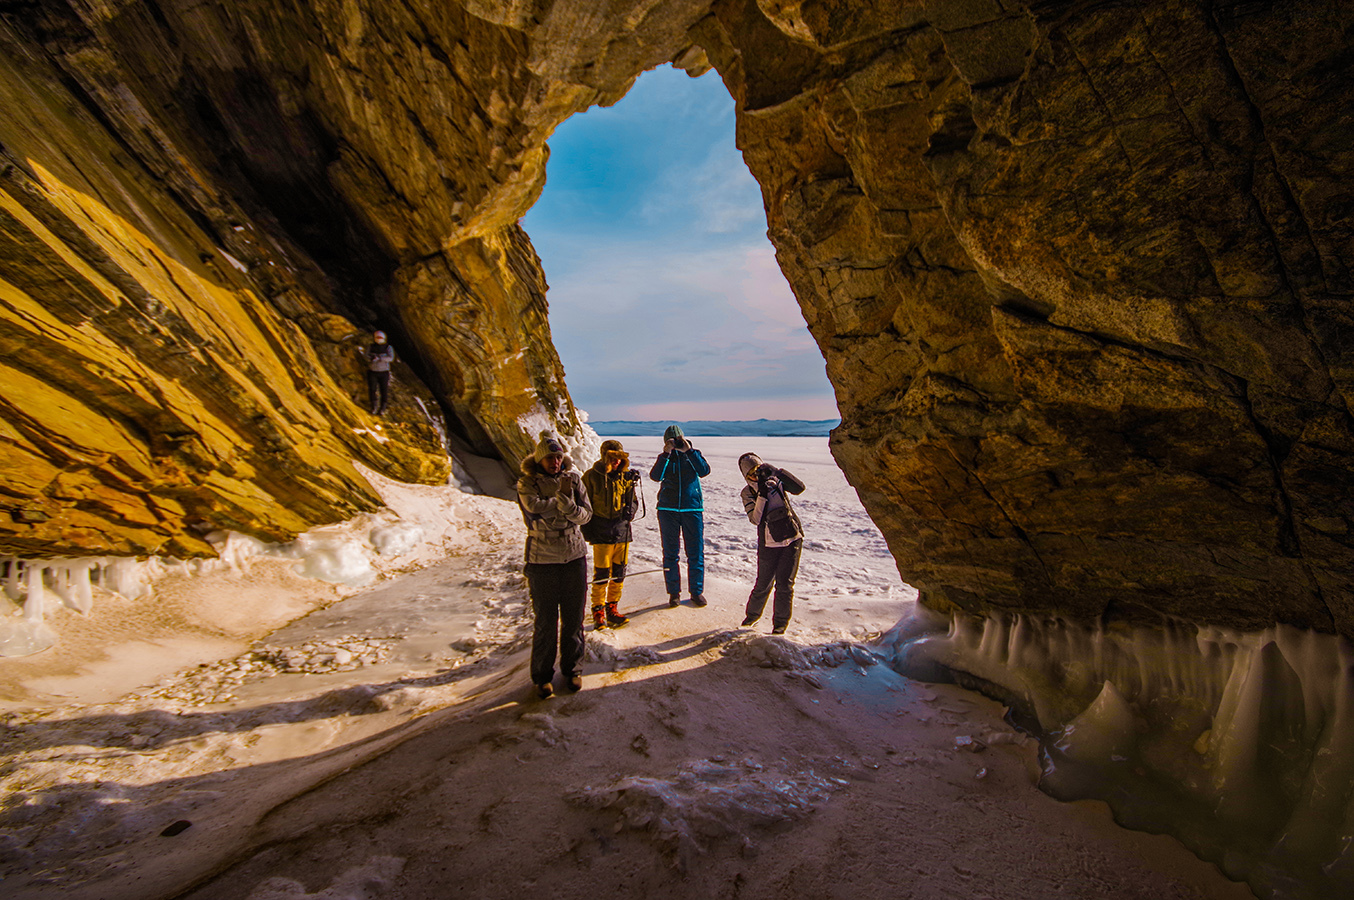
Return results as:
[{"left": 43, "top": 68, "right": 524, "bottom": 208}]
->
[
  {"left": 0, "top": 514, "right": 427, "bottom": 658},
  {"left": 568, "top": 757, "right": 844, "bottom": 869},
  {"left": 245, "top": 856, "right": 406, "bottom": 900},
  {"left": 369, "top": 521, "right": 424, "bottom": 557},
  {"left": 0, "top": 557, "right": 159, "bottom": 657},
  {"left": 517, "top": 404, "right": 601, "bottom": 466},
  {"left": 883, "top": 609, "right": 1354, "bottom": 899}
]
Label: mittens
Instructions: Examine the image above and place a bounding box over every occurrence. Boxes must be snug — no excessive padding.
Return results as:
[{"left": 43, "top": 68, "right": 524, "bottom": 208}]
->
[{"left": 555, "top": 490, "right": 576, "bottom": 514}]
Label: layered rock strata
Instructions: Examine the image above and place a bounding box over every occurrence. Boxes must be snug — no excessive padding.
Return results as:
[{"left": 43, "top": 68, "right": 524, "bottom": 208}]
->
[
  {"left": 1, "top": 0, "right": 1352, "bottom": 647},
  {"left": 703, "top": 0, "right": 1354, "bottom": 639}
]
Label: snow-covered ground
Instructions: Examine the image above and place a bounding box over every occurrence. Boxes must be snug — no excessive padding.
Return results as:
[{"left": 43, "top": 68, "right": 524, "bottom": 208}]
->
[
  {"left": 611, "top": 435, "right": 911, "bottom": 628},
  {"left": 0, "top": 438, "right": 1248, "bottom": 900}
]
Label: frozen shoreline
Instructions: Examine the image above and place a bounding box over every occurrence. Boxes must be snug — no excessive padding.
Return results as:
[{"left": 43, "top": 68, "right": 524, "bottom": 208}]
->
[{"left": 0, "top": 439, "right": 1249, "bottom": 900}]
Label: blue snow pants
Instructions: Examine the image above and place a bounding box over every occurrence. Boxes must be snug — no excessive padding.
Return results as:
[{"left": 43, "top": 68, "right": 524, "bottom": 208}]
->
[{"left": 658, "top": 509, "right": 704, "bottom": 598}]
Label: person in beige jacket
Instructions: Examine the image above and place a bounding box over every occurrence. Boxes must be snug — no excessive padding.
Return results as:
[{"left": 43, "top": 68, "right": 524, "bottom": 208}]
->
[{"left": 517, "top": 432, "right": 593, "bottom": 698}]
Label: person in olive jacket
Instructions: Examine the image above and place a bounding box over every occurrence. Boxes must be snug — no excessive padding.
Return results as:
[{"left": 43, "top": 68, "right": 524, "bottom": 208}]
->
[
  {"left": 650, "top": 424, "right": 711, "bottom": 607},
  {"left": 738, "top": 452, "right": 806, "bottom": 634},
  {"left": 517, "top": 432, "right": 593, "bottom": 699},
  {"left": 582, "top": 440, "right": 640, "bottom": 630}
]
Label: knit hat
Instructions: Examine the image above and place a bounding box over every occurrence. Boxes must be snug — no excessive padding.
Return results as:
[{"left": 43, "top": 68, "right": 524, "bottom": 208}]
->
[
  {"left": 738, "top": 452, "right": 764, "bottom": 481},
  {"left": 533, "top": 431, "right": 566, "bottom": 462},
  {"left": 373, "top": 331, "right": 386, "bottom": 341},
  {"left": 663, "top": 424, "right": 684, "bottom": 442}
]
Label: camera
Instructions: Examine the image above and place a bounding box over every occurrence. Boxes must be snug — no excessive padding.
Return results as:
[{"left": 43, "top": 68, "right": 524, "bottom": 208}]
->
[{"left": 757, "top": 466, "right": 780, "bottom": 492}]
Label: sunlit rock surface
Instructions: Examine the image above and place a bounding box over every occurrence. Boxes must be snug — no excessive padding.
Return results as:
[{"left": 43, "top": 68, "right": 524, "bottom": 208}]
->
[
  {"left": 708, "top": 0, "right": 1354, "bottom": 640},
  {"left": 0, "top": 0, "right": 673, "bottom": 553},
  {"left": 4, "top": 2, "right": 1354, "bottom": 896},
  {"left": 2, "top": 5, "right": 1352, "bottom": 631}
]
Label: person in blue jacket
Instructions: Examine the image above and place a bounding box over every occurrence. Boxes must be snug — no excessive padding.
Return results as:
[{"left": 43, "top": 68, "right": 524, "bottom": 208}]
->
[{"left": 650, "top": 424, "right": 711, "bottom": 607}]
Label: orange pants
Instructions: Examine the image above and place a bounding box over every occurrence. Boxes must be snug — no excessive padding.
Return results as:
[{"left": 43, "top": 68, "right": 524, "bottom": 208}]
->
[{"left": 590, "top": 542, "right": 629, "bottom": 609}]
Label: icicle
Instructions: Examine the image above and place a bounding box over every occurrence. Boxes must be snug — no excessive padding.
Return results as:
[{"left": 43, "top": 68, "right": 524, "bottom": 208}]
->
[
  {"left": 1055, "top": 681, "right": 1138, "bottom": 763},
  {"left": 108, "top": 558, "right": 150, "bottom": 600},
  {"left": 2, "top": 558, "right": 23, "bottom": 601},
  {"left": 885, "top": 610, "right": 1354, "bottom": 896},
  {"left": 23, "top": 563, "right": 46, "bottom": 622},
  {"left": 53, "top": 560, "right": 96, "bottom": 614}
]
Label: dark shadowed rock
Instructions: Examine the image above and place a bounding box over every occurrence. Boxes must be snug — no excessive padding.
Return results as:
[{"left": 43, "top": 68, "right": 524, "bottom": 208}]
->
[{"left": 1, "top": 0, "right": 1352, "bottom": 642}]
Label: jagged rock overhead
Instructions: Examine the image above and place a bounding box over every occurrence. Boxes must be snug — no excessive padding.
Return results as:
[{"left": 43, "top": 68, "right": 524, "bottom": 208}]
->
[
  {"left": 1, "top": 1, "right": 1352, "bottom": 642},
  {"left": 703, "top": 0, "right": 1354, "bottom": 638}
]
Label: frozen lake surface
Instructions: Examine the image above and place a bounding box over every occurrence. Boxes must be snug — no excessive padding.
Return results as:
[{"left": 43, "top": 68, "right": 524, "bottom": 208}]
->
[{"left": 611, "top": 435, "right": 912, "bottom": 607}]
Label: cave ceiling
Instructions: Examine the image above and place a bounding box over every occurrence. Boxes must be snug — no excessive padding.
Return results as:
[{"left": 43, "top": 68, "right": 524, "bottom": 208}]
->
[{"left": 1, "top": 0, "right": 1351, "bottom": 638}]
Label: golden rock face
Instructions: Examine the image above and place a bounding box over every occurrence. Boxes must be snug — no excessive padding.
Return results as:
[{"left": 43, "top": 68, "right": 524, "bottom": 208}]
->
[{"left": 1, "top": 2, "right": 1352, "bottom": 638}]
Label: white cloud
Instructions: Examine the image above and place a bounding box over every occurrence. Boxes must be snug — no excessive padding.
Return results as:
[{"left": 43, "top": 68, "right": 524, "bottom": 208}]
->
[{"left": 520, "top": 65, "right": 836, "bottom": 421}]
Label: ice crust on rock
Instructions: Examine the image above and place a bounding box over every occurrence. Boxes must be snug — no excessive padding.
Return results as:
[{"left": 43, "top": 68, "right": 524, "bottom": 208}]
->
[
  {"left": 517, "top": 404, "right": 601, "bottom": 467},
  {"left": 245, "top": 855, "right": 406, "bottom": 900},
  {"left": 274, "top": 532, "right": 377, "bottom": 586},
  {"left": 0, "top": 504, "right": 440, "bottom": 657},
  {"left": 369, "top": 522, "right": 423, "bottom": 557},
  {"left": 1055, "top": 680, "right": 1137, "bottom": 764},
  {"left": 0, "top": 557, "right": 161, "bottom": 657},
  {"left": 723, "top": 634, "right": 881, "bottom": 672},
  {"left": 884, "top": 609, "right": 1354, "bottom": 898},
  {"left": 585, "top": 630, "right": 663, "bottom": 670},
  {"left": 568, "top": 757, "right": 843, "bottom": 868}
]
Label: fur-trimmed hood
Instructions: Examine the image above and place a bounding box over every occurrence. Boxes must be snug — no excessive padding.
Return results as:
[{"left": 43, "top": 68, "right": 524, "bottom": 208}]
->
[
  {"left": 588, "top": 448, "right": 630, "bottom": 477},
  {"left": 520, "top": 453, "right": 577, "bottom": 477}
]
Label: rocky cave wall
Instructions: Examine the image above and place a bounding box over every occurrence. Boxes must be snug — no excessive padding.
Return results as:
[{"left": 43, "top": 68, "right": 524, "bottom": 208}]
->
[
  {"left": 1, "top": 0, "right": 1352, "bottom": 641},
  {"left": 703, "top": 0, "right": 1354, "bottom": 639},
  {"left": 0, "top": 0, "right": 711, "bottom": 555}
]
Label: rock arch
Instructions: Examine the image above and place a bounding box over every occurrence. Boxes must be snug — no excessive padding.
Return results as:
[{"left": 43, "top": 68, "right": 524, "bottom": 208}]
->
[{"left": 0, "top": 0, "right": 1351, "bottom": 640}]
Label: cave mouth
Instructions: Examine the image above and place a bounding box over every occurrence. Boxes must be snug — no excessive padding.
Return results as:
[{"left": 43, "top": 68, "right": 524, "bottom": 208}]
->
[{"left": 521, "top": 65, "right": 838, "bottom": 427}]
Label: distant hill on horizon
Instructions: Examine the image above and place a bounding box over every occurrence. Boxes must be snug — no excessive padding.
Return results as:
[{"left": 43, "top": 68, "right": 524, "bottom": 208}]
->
[{"left": 589, "top": 418, "right": 839, "bottom": 437}]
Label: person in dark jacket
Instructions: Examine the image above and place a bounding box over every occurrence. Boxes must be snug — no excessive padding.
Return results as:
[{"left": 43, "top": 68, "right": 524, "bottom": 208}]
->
[
  {"left": 650, "top": 424, "right": 711, "bottom": 607},
  {"left": 517, "top": 432, "right": 593, "bottom": 698},
  {"left": 366, "top": 330, "right": 395, "bottom": 415},
  {"left": 582, "top": 440, "right": 640, "bottom": 630},
  {"left": 737, "top": 452, "right": 805, "bottom": 634}
]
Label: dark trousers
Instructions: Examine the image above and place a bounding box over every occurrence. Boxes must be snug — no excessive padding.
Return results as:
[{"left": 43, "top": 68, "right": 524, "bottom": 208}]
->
[
  {"left": 526, "top": 557, "right": 587, "bottom": 684},
  {"left": 367, "top": 370, "right": 390, "bottom": 411},
  {"left": 746, "top": 540, "right": 802, "bottom": 627},
  {"left": 658, "top": 510, "right": 704, "bottom": 597}
]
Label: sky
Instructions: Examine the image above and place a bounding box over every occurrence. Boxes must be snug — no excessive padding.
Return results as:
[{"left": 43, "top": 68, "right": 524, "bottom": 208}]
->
[{"left": 520, "top": 65, "right": 839, "bottom": 423}]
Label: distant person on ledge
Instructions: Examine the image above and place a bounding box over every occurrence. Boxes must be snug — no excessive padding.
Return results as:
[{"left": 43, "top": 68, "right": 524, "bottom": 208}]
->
[
  {"left": 650, "top": 424, "right": 710, "bottom": 608},
  {"left": 738, "top": 452, "right": 805, "bottom": 635},
  {"left": 366, "top": 330, "right": 395, "bottom": 415},
  {"left": 517, "top": 432, "right": 593, "bottom": 699}
]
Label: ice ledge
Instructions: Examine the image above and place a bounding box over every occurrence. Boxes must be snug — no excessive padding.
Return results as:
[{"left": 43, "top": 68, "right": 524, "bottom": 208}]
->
[{"left": 882, "top": 608, "right": 1354, "bottom": 899}]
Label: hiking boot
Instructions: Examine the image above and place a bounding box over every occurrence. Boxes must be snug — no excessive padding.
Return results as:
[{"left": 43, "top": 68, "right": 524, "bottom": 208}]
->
[
  {"left": 690, "top": 594, "right": 708, "bottom": 607},
  {"left": 741, "top": 615, "right": 759, "bottom": 627},
  {"left": 605, "top": 601, "right": 629, "bottom": 627},
  {"left": 592, "top": 606, "right": 608, "bottom": 630},
  {"left": 668, "top": 594, "right": 681, "bottom": 608},
  {"left": 771, "top": 624, "right": 787, "bottom": 635},
  {"left": 563, "top": 675, "right": 583, "bottom": 693},
  {"left": 535, "top": 683, "right": 554, "bottom": 699}
]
